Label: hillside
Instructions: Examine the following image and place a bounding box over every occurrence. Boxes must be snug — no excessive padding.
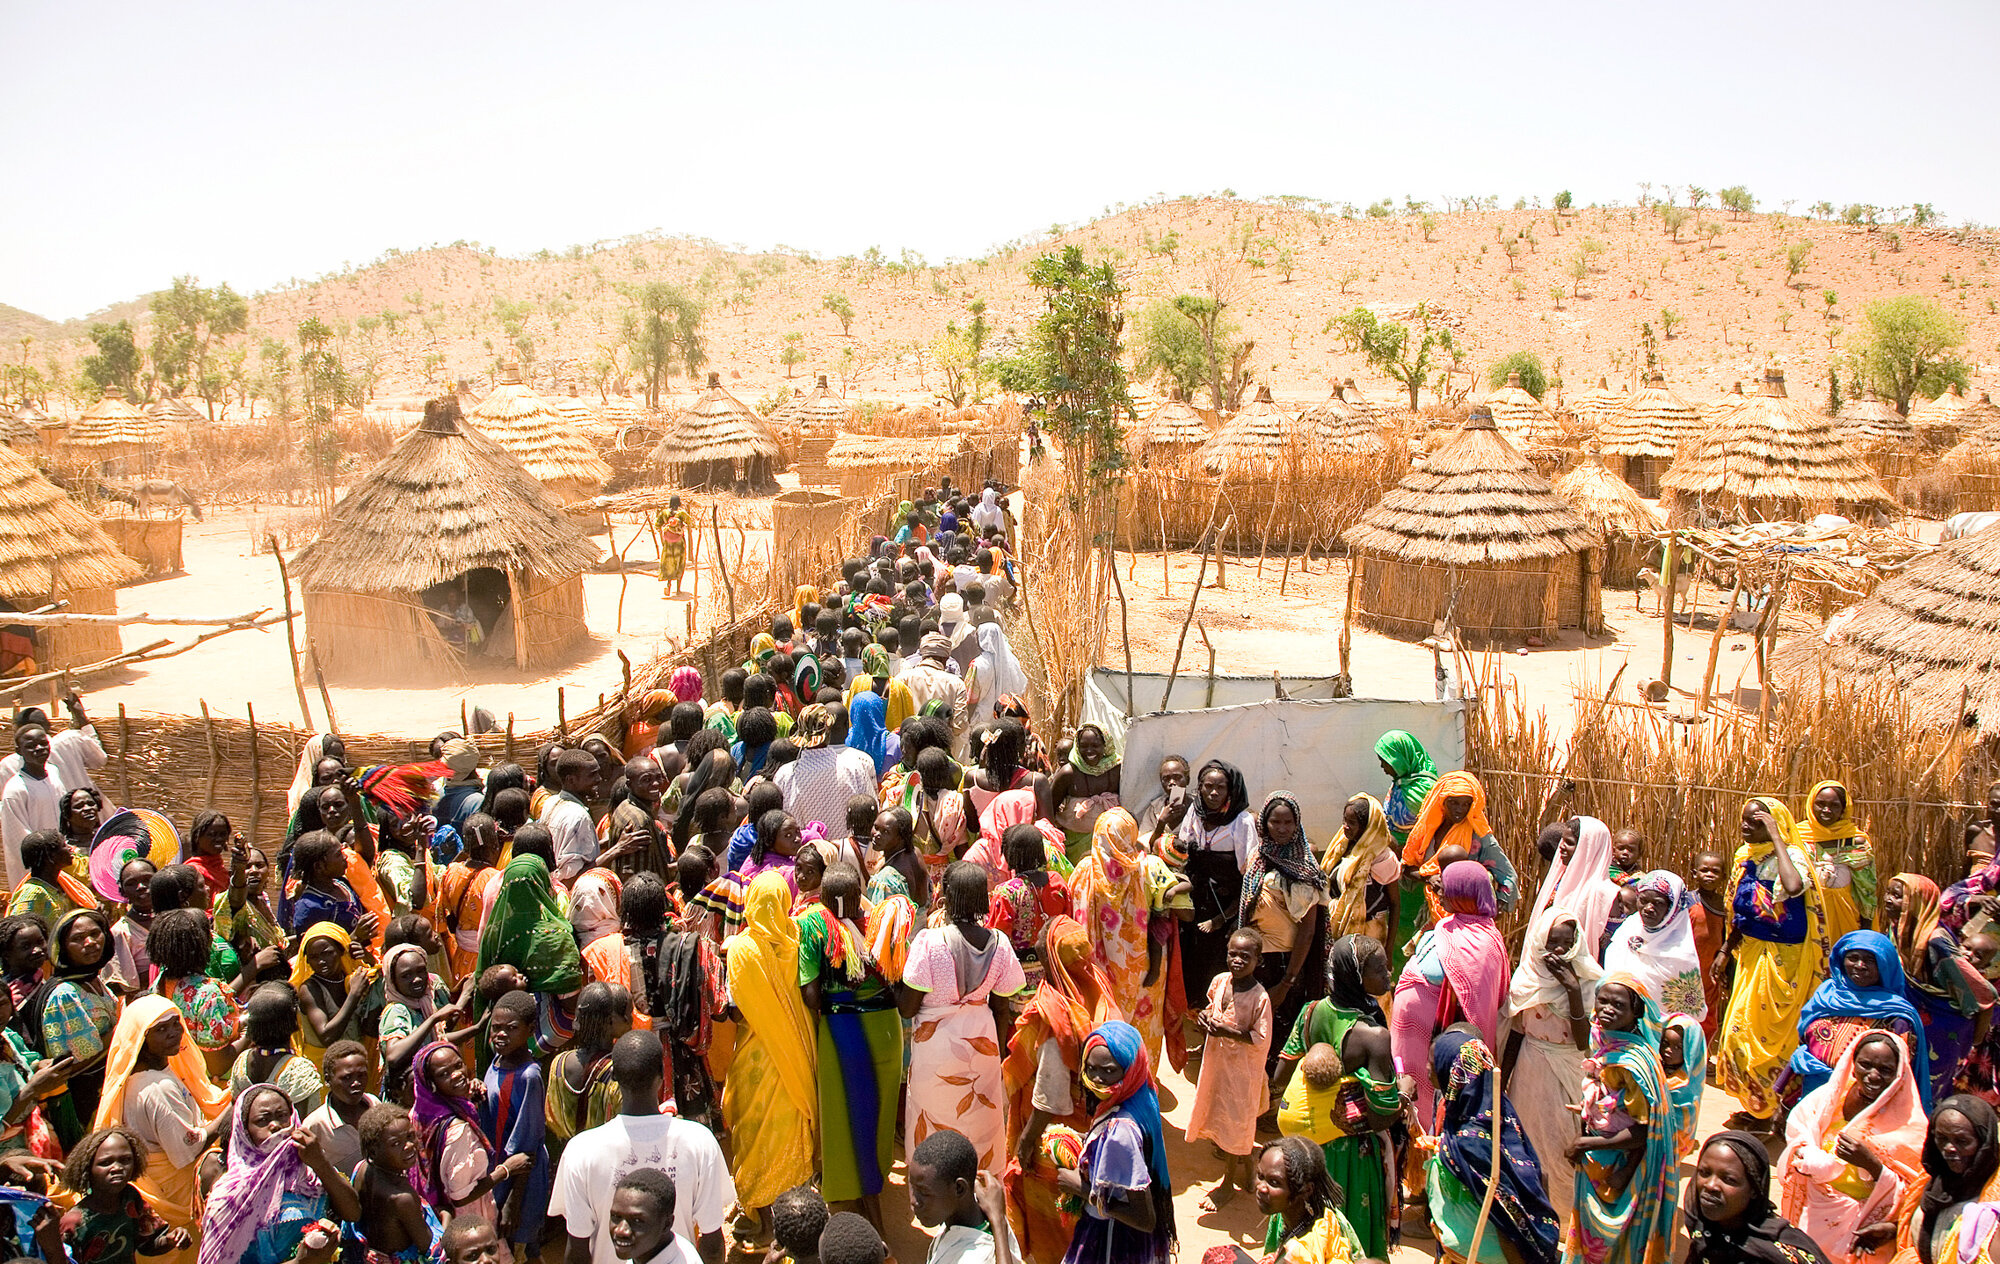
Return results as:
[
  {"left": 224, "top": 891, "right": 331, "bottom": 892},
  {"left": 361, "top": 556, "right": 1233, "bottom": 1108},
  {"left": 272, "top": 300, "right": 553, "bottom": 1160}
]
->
[{"left": 13, "top": 197, "right": 2000, "bottom": 414}]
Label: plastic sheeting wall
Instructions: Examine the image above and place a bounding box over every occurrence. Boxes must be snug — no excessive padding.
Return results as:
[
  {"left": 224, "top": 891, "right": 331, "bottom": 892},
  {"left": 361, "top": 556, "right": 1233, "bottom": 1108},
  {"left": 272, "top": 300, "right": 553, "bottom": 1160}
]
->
[{"left": 1082, "top": 669, "right": 1468, "bottom": 837}]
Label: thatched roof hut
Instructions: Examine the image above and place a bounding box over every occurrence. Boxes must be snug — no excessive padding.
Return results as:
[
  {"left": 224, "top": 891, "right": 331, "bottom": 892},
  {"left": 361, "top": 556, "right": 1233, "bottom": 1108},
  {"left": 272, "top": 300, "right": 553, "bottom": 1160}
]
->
[
  {"left": 1772, "top": 523, "right": 2000, "bottom": 730},
  {"left": 599, "top": 392, "right": 645, "bottom": 427},
  {"left": 294, "top": 397, "right": 599, "bottom": 681},
  {"left": 650, "top": 373, "right": 786, "bottom": 490},
  {"left": 464, "top": 365, "right": 610, "bottom": 504},
  {"left": 1566, "top": 377, "right": 1626, "bottom": 438},
  {"left": 0, "top": 404, "right": 41, "bottom": 446},
  {"left": 1299, "top": 386, "right": 1386, "bottom": 454},
  {"left": 0, "top": 442, "right": 144, "bottom": 669},
  {"left": 1595, "top": 371, "right": 1705, "bottom": 496},
  {"left": 1196, "top": 385, "right": 1312, "bottom": 474},
  {"left": 66, "top": 387, "right": 164, "bottom": 461},
  {"left": 146, "top": 395, "right": 205, "bottom": 426},
  {"left": 1660, "top": 369, "right": 1893, "bottom": 522},
  {"left": 782, "top": 376, "right": 852, "bottom": 432},
  {"left": 1344, "top": 405, "right": 1603, "bottom": 641},
  {"left": 827, "top": 429, "right": 966, "bottom": 498},
  {"left": 1553, "top": 453, "right": 1662, "bottom": 585},
  {"left": 1910, "top": 388, "right": 1978, "bottom": 450},
  {"left": 1125, "top": 393, "right": 1213, "bottom": 463},
  {"left": 1339, "top": 378, "right": 1382, "bottom": 422},
  {"left": 1485, "top": 372, "right": 1561, "bottom": 444},
  {"left": 549, "top": 385, "right": 601, "bottom": 430},
  {"left": 1700, "top": 382, "right": 1750, "bottom": 425},
  {"left": 1835, "top": 392, "right": 1912, "bottom": 450}
]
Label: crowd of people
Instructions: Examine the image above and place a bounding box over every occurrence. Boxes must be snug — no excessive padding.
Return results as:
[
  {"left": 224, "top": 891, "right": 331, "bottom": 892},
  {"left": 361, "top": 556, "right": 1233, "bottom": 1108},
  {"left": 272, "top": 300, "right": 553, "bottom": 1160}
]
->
[{"left": 1, "top": 476, "right": 1999, "bottom": 1264}]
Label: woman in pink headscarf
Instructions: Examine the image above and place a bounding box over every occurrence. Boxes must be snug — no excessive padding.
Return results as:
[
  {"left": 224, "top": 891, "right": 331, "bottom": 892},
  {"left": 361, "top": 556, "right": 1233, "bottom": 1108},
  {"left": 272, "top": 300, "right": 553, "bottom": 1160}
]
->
[
  {"left": 961, "top": 786, "right": 1066, "bottom": 884},
  {"left": 1391, "top": 860, "right": 1510, "bottom": 1122}
]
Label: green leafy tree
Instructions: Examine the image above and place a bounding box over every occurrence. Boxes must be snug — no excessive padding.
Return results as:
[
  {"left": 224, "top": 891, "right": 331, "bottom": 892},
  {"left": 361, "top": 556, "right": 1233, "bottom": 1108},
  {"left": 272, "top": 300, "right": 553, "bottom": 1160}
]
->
[
  {"left": 1659, "top": 308, "right": 1684, "bottom": 339},
  {"left": 1553, "top": 190, "right": 1573, "bottom": 212},
  {"left": 779, "top": 332, "right": 805, "bottom": 379},
  {"left": 933, "top": 323, "right": 979, "bottom": 408},
  {"left": 297, "top": 318, "right": 360, "bottom": 511},
  {"left": 1847, "top": 294, "right": 1971, "bottom": 412},
  {"left": 1339, "top": 303, "right": 1453, "bottom": 410},
  {"left": 822, "top": 292, "right": 855, "bottom": 336},
  {"left": 1810, "top": 200, "right": 1835, "bottom": 220},
  {"left": 1567, "top": 253, "right": 1589, "bottom": 298},
  {"left": 1487, "top": 351, "right": 1549, "bottom": 399},
  {"left": 1785, "top": 241, "right": 1812, "bottom": 287},
  {"left": 81, "top": 321, "right": 142, "bottom": 398},
  {"left": 1133, "top": 299, "right": 1208, "bottom": 401},
  {"left": 149, "top": 276, "right": 248, "bottom": 416},
  {"left": 620, "top": 282, "right": 705, "bottom": 408},
  {"left": 1661, "top": 205, "right": 1689, "bottom": 242},
  {"left": 1719, "top": 186, "right": 1755, "bottom": 218}
]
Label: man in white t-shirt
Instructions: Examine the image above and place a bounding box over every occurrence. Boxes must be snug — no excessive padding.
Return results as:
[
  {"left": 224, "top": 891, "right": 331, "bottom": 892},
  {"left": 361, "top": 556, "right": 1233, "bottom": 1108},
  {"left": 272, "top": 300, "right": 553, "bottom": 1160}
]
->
[
  {"left": 0, "top": 694, "right": 107, "bottom": 798},
  {"left": 541, "top": 749, "right": 603, "bottom": 884},
  {"left": 0, "top": 726, "right": 65, "bottom": 889},
  {"left": 552, "top": 1030, "right": 733, "bottom": 1264}
]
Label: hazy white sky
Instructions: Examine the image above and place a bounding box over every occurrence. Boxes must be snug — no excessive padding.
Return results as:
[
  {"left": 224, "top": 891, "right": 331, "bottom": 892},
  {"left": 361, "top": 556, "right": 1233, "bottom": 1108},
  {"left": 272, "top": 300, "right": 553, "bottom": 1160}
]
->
[{"left": 4, "top": 0, "right": 1994, "bottom": 320}]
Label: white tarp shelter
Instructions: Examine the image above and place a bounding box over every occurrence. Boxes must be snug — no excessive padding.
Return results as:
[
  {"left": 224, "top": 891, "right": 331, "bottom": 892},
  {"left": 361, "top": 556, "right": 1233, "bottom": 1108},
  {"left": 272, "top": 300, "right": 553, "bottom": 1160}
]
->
[{"left": 1082, "top": 669, "right": 1468, "bottom": 838}]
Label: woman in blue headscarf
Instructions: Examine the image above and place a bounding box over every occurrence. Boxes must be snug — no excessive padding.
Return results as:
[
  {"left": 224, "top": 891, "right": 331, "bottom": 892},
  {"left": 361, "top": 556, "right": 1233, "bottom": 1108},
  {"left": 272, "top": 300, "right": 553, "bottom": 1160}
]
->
[
  {"left": 1776, "top": 930, "right": 1929, "bottom": 1115},
  {"left": 1426, "top": 1025, "right": 1562, "bottom": 1264},
  {"left": 1056, "top": 1020, "right": 1174, "bottom": 1264},
  {"left": 844, "top": 690, "right": 891, "bottom": 778}
]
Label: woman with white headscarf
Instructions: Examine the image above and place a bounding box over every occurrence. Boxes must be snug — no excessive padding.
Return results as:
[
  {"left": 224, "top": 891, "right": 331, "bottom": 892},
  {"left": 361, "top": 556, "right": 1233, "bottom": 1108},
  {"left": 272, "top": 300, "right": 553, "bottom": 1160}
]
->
[
  {"left": 970, "top": 487, "right": 1005, "bottom": 534},
  {"left": 1501, "top": 905, "right": 1603, "bottom": 1221},
  {"left": 1603, "top": 869, "right": 1709, "bottom": 1022},
  {"left": 965, "top": 623, "right": 1028, "bottom": 726},
  {"left": 1530, "top": 815, "right": 1622, "bottom": 958},
  {"left": 284, "top": 734, "right": 344, "bottom": 816}
]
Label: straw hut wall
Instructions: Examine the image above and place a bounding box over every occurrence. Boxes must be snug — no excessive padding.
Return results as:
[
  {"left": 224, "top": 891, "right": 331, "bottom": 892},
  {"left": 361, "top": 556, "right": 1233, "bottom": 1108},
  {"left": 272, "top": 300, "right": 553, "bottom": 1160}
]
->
[
  {"left": 1660, "top": 370, "right": 1893, "bottom": 523},
  {"left": 1772, "top": 522, "right": 2000, "bottom": 730},
  {"left": 1299, "top": 386, "right": 1386, "bottom": 455},
  {"left": 1926, "top": 396, "right": 2000, "bottom": 513},
  {"left": 1553, "top": 454, "right": 1661, "bottom": 585},
  {"left": 1596, "top": 371, "right": 1706, "bottom": 496},
  {"left": 65, "top": 387, "right": 164, "bottom": 465},
  {"left": 1485, "top": 372, "right": 1561, "bottom": 444},
  {"left": 1126, "top": 393, "right": 1213, "bottom": 465},
  {"left": 1344, "top": 406, "right": 1603, "bottom": 642},
  {"left": 465, "top": 365, "right": 610, "bottom": 504},
  {"left": 828, "top": 430, "right": 966, "bottom": 499},
  {"left": 0, "top": 443, "right": 144, "bottom": 667},
  {"left": 294, "top": 397, "right": 600, "bottom": 682},
  {"left": 650, "top": 373, "right": 786, "bottom": 490}
]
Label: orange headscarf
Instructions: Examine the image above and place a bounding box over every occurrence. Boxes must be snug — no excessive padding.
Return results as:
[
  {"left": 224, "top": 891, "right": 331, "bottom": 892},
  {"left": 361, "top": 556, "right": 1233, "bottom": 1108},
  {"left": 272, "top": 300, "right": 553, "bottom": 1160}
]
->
[
  {"left": 1402, "top": 770, "right": 1493, "bottom": 867},
  {"left": 1028, "top": 915, "right": 1120, "bottom": 1067},
  {"left": 93, "top": 994, "right": 230, "bottom": 1130},
  {"left": 1069, "top": 808, "right": 1145, "bottom": 915},
  {"left": 1889, "top": 872, "right": 1944, "bottom": 989}
]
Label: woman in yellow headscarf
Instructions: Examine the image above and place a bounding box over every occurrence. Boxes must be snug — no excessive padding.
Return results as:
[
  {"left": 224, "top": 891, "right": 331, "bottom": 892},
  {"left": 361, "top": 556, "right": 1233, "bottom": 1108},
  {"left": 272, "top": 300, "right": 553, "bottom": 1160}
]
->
[
  {"left": 1068, "top": 808, "right": 1177, "bottom": 1067},
  {"left": 1323, "top": 793, "right": 1400, "bottom": 948},
  {"left": 722, "top": 870, "right": 817, "bottom": 1234},
  {"left": 94, "top": 996, "right": 230, "bottom": 1264},
  {"left": 1400, "top": 771, "right": 1519, "bottom": 920},
  {"left": 1799, "top": 779, "right": 1879, "bottom": 947},
  {"left": 1715, "top": 796, "right": 1830, "bottom": 1129},
  {"left": 791, "top": 585, "right": 820, "bottom": 636},
  {"left": 288, "top": 923, "right": 373, "bottom": 1075}
]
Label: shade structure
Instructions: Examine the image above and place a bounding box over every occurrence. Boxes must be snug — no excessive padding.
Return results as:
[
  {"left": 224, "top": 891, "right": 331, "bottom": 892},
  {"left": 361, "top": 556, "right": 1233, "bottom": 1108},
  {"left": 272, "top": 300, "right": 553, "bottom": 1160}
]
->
[
  {"left": 464, "top": 364, "right": 610, "bottom": 504},
  {"left": 1298, "top": 385, "right": 1386, "bottom": 454},
  {"left": 1772, "top": 522, "right": 2000, "bottom": 730},
  {"left": 1484, "top": 371, "right": 1560, "bottom": 444},
  {"left": 293, "top": 397, "right": 600, "bottom": 681},
  {"left": 1196, "top": 385, "right": 1319, "bottom": 474},
  {"left": 1596, "top": 371, "right": 1706, "bottom": 496},
  {"left": 1344, "top": 405, "right": 1603, "bottom": 641},
  {"left": 66, "top": 387, "right": 164, "bottom": 461},
  {"left": 1125, "top": 393, "right": 1213, "bottom": 462},
  {"left": 649, "top": 372, "right": 786, "bottom": 489},
  {"left": 1553, "top": 452, "right": 1662, "bottom": 584},
  {"left": 0, "top": 442, "right": 144, "bottom": 670},
  {"left": 1660, "top": 369, "right": 1893, "bottom": 521}
]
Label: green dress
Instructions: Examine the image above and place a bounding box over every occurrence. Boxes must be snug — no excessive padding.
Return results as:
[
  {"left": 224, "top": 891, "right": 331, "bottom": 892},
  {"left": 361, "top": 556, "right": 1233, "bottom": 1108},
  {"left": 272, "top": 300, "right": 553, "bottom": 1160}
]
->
[
  {"left": 797, "top": 905, "right": 902, "bottom": 1204},
  {"left": 1277, "top": 1000, "right": 1396, "bottom": 1258}
]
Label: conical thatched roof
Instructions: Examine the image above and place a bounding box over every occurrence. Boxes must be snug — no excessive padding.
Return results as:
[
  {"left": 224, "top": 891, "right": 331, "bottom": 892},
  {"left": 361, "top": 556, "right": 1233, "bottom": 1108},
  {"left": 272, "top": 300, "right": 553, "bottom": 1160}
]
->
[
  {"left": 464, "top": 365, "right": 610, "bottom": 501},
  {"left": 548, "top": 385, "right": 601, "bottom": 431},
  {"left": 1554, "top": 453, "right": 1662, "bottom": 541},
  {"left": 1343, "top": 406, "right": 1600, "bottom": 565},
  {"left": 0, "top": 442, "right": 143, "bottom": 600},
  {"left": 294, "top": 397, "right": 599, "bottom": 594},
  {"left": 1485, "top": 372, "right": 1560, "bottom": 443},
  {"left": 1911, "top": 388, "right": 1976, "bottom": 446},
  {"left": 1700, "top": 382, "right": 1750, "bottom": 425},
  {"left": 1772, "top": 524, "right": 2000, "bottom": 729},
  {"left": 1125, "top": 394, "right": 1212, "bottom": 457},
  {"left": 785, "top": 377, "right": 853, "bottom": 431},
  {"left": 1196, "top": 385, "right": 1315, "bottom": 474},
  {"left": 827, "top": 429, "right": 966, "bottom": 470},
  {"left": 1835, "top": 392, "right": 1913, "bottom": 449},
  {"left": 146, "top": 395, "right": 204, "bottom": 426},
  {"left": 66, "top": 387, "right": 164, "bottom": 454},
  {"left": 1660, "top": 370, "right": 1892, "bottom": 514},
  {"left": 599, "top": 393, "right": 645, "bottom": 427},
  {"left": 1936, "top": 396, "right": 2000, "bottom": 466},
  {"left": 0, "top": 404, "right": 40, "bottom": 446},
  {"left": 650, "top": 373, "right": 786, "bottom": 468},
  {"left": 1339, "top": 378, "right": 1382, "bottom": 422},
  {"left": 1299, "top": 386, "right": 1386, "bottom": 454},
  {"left": 1597, "top": 371, "right": 1706, "bottom": 459},
  {"left": 1566, "top": 377, "right": 1626, "bottom": 436}
]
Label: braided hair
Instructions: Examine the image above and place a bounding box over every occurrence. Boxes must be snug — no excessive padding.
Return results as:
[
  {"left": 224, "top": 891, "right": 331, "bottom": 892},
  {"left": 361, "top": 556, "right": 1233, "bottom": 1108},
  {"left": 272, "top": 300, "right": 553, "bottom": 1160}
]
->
[{"left": 1268, "top": 1135, "right": 1342, "bottom": 1248}]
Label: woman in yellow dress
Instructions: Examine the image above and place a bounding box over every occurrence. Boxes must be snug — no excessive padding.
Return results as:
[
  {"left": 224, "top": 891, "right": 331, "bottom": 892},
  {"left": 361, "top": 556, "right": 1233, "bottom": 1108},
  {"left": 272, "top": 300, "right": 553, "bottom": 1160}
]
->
[
  {"left": 654, "top": 495, "right": 693, "bottom": 596},
  {"left": 94, "top": 995, "right": 230, "bottom": 1264},
  {"left": 722, "top": 870, "right": 817, "bottom": 1237}
]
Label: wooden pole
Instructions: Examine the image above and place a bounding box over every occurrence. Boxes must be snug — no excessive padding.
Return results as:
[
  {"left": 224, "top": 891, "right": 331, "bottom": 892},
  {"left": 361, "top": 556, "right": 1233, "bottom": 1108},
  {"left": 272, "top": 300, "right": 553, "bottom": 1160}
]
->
[
  {"left": 246, "top": 702, "right": 261, "bottom": 847},
  {"left": 505, "top": 713, "right": 516, "bottom": 764},
  {"left": 1697, "top": 574, "right": 1744, "bottom": 716},
  {"left": 1198, "top": 622, "right": 1217, "bottom": 708},
  {"left": 1108, "top": 515, "right": 1136, "bottom": 719},
  {"left": 1338, "top": 559, "right": 1361, "bottom": 690},
  {"left": 1160, "top": 515, "right": 1232, "bottom": 712},
  {"left": 269, "top": 536, "right": 314, "bottom": 731},
  {"left": 459, "top": 700, "right": 469, "bottom": 737},
  {"left": 1659, "top": 531, "right": 1677, "bottom": 691},
  {"left": 308, "top": 638, "right": 338, "bottom": 735},
  {"left": 557, "top": 688, "right": 567, "bottom": 739},
  {"left": 117, "top": 703, "right": 132, "bottom": 808},
  {"left": 200, "top": 699, "right": 217, "bottom": 808},
  {"left": 711, "top": 506, "right": 736, "bottom": 629}
]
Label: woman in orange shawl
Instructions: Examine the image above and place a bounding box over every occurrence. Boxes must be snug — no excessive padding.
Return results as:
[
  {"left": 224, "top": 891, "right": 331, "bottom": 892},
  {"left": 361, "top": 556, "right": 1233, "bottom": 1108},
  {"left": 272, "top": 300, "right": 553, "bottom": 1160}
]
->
[
  {"left": 1003, "top": 915, "right": 1120, "bottom": 1263},
  {"left": 1779, "top": 1030, "right": 1927, "bottom": 1264},
  {"left": 95, "top": 995, "right": 230, "bottom": 1264},
  {"left": 1069, "top": 809, "right": 1176, "bottom": 1068},
  {"left": 721, "top": 871, "right": 817, "bottom": 1232},
  {"left": 1400, "top": 771, "right": 1519, "bottom": 921}
]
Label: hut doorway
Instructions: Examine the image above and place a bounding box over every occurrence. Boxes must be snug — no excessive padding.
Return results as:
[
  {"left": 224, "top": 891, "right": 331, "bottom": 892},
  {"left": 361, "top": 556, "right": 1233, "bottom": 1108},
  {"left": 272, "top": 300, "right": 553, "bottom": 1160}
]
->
[
  {"left": 0, "top": 600, "right": 38, "bottom": 678},
  {"left": 419, "top": 567, "right": 515, "bottom": 663}
]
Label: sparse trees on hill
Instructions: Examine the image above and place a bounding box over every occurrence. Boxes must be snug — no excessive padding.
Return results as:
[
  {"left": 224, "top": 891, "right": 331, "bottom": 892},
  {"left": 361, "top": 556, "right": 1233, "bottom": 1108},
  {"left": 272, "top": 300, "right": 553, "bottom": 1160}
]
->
[
  {"left": 620, "top": 282, "right": 705, "bottom": 409},
  {"left": 1661, "top": 206, "right": 1690, "bottom": 242},
  {"left": 1848, "top": 294, "right": 1970, "bottom": 413},
  {"left": 81, "top": 321, "right": 141, "bottom": 399},
  {"left": 1719, "top": 187, "right": 1755, "bottom": 218},
  {"left": 1553, "top": 191, "right": 1573, "bottom": 212},
  {"left": 1337, "top": 303, "right": 1453, "bottom": 410},
  {"left": 779, "top": 332, "right": 804, "bottom": 379},
  {"left": 822, "top": 293, "right": 856, "bottom": 336},
  {"left": 1785, "top": 241, "right": 1812, "bottom": 287}
]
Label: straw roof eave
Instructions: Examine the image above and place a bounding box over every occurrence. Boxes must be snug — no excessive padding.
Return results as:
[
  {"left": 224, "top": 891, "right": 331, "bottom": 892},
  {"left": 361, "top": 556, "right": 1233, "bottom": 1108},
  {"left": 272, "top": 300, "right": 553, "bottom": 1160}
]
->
[
  {"left": 0, "top": 444, "right": 144, "bottom": 597},
  {"left": 650, "top": 378, "right": 786, "bottom": 466},
  {"left": 465, "top": 374, "right": 611, "bottom": 494}
]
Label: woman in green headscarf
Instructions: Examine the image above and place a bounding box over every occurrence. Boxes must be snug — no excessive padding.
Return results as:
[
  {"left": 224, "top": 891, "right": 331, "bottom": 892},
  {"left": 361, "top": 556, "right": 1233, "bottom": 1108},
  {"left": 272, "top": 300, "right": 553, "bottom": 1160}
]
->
[
  {"left": 1052, "top": 724, "right": 1123, "bottom": 866},
  {"left": 1375, "top": 730, "right": 1440, "bottom": 975},
  {"left": 475, "top": 854, "right": 583, "bottom": 995}
]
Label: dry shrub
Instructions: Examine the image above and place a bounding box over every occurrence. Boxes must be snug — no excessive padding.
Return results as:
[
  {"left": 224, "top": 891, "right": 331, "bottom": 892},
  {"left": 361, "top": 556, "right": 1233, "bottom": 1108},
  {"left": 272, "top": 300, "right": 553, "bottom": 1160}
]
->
[{"left": 1015, "top": 457, "right": 1110, "bottom": 742}]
